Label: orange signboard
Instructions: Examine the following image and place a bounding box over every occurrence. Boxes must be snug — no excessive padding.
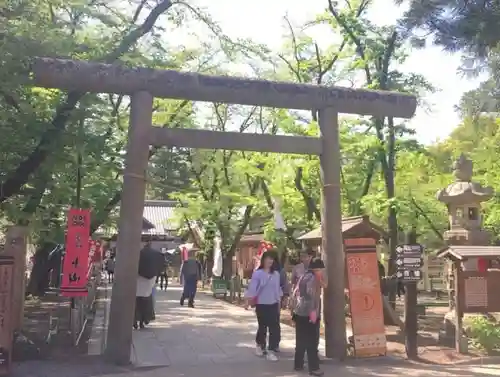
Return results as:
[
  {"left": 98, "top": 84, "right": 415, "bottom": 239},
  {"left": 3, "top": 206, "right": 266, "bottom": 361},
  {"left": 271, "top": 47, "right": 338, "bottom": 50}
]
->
[{"left": 345, "top": 238, "right": 386, "bottom": 358}]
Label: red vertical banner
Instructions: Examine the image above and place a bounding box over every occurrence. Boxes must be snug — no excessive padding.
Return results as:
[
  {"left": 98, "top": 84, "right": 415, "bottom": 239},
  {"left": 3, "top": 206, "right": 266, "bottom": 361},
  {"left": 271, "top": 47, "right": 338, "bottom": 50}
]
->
[
  {"left": 345, "top": 238, "right": 386, "bottom": 358},
  {"left": 61, "top": 208, "right": 91, "bottom": 297}
]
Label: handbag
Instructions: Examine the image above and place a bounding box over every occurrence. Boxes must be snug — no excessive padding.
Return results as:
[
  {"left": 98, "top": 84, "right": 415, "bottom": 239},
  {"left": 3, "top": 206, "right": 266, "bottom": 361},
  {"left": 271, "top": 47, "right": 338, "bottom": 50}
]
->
[
  {"left": 249, "top": 274, "right": 272, "bottom": 308},
  {"left": 288, "top": 275, "right": 304, "bottom": 313}
]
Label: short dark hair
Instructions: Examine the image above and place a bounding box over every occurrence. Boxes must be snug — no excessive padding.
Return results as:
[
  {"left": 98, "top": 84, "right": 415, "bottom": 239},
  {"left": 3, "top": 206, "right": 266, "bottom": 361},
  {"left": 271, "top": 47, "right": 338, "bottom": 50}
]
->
[
  {"left": 301, "top": 247, "right": 315, "bottom": 256},
  {"left": 258, "top": 251, "right": 277, "bottom": 273},
  {"left": 309, "top": 257, "right": 325, "bottom": 270}
]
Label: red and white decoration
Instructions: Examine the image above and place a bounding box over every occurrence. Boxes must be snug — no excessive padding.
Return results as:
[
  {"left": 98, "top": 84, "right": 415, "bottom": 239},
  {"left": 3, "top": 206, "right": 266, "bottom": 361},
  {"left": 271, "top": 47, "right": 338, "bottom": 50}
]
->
[{"left": 253, "top": 240, "right": 275, "bottom": 270}]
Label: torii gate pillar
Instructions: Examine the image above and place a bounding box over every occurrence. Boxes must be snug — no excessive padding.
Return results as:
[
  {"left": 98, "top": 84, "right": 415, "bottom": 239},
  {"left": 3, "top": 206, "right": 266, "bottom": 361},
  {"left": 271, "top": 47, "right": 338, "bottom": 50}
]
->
[{"left": 105, "top": 92, "right": 153, "bottom": 364}]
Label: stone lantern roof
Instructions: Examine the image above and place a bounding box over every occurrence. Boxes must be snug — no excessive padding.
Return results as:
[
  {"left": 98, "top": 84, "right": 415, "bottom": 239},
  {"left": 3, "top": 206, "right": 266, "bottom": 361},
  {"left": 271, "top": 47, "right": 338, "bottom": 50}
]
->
[{"left": 436, "top": 154, "right": 494, "bottom": 205}]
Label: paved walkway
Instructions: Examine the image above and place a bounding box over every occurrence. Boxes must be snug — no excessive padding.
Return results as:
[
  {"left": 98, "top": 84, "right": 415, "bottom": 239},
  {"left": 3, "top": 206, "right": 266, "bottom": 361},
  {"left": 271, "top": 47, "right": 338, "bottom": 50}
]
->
[
  {"left": 130, "top": 283, "right": 317, "bottom": 367},
  {"left": 77, "top": 283, "right": 500, "bottom": 377}
]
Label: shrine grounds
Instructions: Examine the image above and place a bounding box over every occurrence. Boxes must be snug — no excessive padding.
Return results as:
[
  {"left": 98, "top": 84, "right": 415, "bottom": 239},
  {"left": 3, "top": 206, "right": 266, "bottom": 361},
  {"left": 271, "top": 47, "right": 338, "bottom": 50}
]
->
[{"left": 11, "top": 280, "right": 500, "bottom": 377}]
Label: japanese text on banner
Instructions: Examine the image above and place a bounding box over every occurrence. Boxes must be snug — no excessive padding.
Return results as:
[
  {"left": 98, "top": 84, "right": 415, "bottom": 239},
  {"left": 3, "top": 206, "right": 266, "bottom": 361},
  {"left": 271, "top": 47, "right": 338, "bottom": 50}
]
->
[{"left": 61, "top": 208, "right": 91, "bottom": 297}]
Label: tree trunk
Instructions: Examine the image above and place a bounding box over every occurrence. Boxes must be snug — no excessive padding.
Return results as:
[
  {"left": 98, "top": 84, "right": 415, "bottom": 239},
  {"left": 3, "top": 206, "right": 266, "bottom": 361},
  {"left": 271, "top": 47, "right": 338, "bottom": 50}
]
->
[
  {"left": 222, "top": 254, "right": 233, "bottom": 280},
  {"left": 90, "top": 191, "right": 122, "bottom": 234},
  {"left": 294, "top": 167, "right": 321, "bottom": 223},
  {"left": 26, "top": 242, "right": 56, "bottom": 297}
]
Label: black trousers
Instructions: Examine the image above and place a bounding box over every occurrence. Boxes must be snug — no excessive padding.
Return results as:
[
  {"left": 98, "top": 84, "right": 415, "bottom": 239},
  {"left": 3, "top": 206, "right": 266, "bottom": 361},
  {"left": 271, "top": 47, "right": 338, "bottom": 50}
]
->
[
  {"left": 156, "top": 274, "right": 168, "bottom": 290},
  {"left": 134, "top": 295, "right": 154, "bottom": 326},
  {"left": 294, "top": 314, "right": 320, "bottom": 372},
  {"left": 255, "top": 303, "right": 280, "bottom": 351},
  {"left": 277, "top": 309, "right": 281, "bottom": 347}
]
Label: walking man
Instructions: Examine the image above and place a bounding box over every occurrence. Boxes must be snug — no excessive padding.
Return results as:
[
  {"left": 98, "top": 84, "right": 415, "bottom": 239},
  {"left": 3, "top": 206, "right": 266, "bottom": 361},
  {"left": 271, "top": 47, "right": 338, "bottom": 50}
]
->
[
  {"left": 156, "top": 256, "right": 169, "bottom": 291},
  {"left": 180, "top": 251, "right": 202, "bottom": 308},
  {"left": 105, "top": 256, "right": 115, "bottom": 283}
]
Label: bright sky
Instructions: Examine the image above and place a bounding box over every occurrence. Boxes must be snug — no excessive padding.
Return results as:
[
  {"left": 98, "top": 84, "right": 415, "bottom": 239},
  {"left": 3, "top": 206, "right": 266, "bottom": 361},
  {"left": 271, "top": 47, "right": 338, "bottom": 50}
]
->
[{"left": 188, "top": 0, "right": 484, "bottom": 145}]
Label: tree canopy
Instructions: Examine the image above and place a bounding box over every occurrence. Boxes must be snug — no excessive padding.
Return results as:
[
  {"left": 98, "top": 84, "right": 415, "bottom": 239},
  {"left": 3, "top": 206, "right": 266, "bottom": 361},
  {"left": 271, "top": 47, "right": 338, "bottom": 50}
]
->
[
  {"left": 399, "top": 0, "right": 500, "bottom": 57},
  {"left": 1, "top": 0, "right": 499, "bottom": 285}
]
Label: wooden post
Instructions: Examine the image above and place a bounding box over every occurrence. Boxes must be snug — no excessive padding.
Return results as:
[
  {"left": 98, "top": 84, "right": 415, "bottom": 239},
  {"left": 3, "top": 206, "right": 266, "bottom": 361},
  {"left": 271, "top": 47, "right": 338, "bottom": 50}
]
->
[
  {"left": 319, "top": 107, "right": 346, "bottom": 360},
  {"left": 104, "top": 91, "right": 153, "bottom": 365},
  {"left": 454, "top": 261, "right": 465, "bottom": 353},
  {"left": 423, "top": 254, "right": 430, "bottom": 292},
  {"left": 404, "top": 229, "right": 418, "bottom": 359},
  {"left": 0, "top": 256, "right": 15, "bottom": 375},
  {"left": 3, "top": 226, "right": 28, "bottom": 332}
]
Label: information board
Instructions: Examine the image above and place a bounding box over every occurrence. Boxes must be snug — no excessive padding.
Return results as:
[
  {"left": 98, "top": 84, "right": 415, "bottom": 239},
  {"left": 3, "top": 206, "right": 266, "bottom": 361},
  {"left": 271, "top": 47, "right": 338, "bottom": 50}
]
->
[
  {"left": 458, "top": 270, "right": 500, "bottom": 313},
  {"left": 395, "top": 244, "right": 423, "bottom": 282}
]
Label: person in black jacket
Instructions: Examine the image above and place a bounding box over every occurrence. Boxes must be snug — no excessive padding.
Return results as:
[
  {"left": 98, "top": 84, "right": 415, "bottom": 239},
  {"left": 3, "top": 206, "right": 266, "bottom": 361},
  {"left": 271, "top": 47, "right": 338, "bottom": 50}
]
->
[
  {"left": 156, "top": 256, "right": 169, "bottom": 291},
  {"left": 180, "top": 252, "right": 202, "bottom": 308}
]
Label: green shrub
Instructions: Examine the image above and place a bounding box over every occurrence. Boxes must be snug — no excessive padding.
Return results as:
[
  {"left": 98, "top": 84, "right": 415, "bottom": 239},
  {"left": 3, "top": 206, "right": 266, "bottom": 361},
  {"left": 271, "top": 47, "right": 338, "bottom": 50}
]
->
[{"left": 465, "top": 315, "right": 500, "bottom": 354}]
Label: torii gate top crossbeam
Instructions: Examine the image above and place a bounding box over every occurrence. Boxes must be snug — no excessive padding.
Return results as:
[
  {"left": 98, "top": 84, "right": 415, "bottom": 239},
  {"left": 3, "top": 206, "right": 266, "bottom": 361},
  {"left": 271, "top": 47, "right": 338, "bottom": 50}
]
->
[{"left": 32, "top": 58, "right": 417, "bottom": 118}]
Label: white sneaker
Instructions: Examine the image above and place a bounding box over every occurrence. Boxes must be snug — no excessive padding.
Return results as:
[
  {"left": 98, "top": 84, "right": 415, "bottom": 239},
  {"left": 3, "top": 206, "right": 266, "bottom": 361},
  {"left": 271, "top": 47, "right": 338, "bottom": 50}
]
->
[
  {"left": 255, "top": 346, "right": 264, "bottom": 357},
  {"left": 266, "top": 350, "right": 278, "bottom": 361}
]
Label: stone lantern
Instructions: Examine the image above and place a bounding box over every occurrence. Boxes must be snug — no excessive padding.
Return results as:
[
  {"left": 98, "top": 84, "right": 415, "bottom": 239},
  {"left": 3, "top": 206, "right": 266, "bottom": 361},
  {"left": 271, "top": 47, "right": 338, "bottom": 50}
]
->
[
  {"left": 436, "top": 154, "right": 494, "bottom": 348},
  {"left": 437, "top": 154, "right": 494, "bottom": 275},
  {"left": 437, "top": 154, "right": 495, "bottom": 299},
  {"left": 437, "top": 153, "right": 494, "bottom": 252}
]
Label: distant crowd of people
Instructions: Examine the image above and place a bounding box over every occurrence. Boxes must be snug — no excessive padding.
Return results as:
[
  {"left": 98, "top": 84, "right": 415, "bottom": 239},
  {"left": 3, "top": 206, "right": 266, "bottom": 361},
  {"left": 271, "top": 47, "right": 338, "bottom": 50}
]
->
[{"left": 102, "top": 241, "right": 202, "bottom": 329}]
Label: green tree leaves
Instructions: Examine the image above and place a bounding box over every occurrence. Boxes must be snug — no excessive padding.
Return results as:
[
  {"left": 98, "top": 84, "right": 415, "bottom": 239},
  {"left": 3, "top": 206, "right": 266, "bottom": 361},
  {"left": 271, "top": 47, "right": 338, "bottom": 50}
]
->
[{"left": 3, "top": 0, "right": 500, "bottom": 268}]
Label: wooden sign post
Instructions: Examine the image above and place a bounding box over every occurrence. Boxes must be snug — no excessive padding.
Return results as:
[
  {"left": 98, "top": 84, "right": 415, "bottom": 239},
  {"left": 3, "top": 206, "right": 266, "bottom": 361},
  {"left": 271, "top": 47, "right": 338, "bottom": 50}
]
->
[
  {"left": 344, "top": 238, "right": 386, "bottom": 358},
  {"left": 3, "top": 226, "right": 28, "bottom": 333},
  {"left": 401, "top": 230, "right": 422, "bottom": 359},
  {"left": 0, "top": 256, "right": 15, "bottom": 375}
]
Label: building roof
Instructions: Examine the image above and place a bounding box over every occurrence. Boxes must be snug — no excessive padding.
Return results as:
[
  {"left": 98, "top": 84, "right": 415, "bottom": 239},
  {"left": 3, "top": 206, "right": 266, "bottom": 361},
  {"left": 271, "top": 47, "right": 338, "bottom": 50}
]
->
[
  {"left": 436, "top": 245, "right": 500, "bottom": 261},
  {"left": 96, "top": 200, "right": 180, "bottom": 237},
  {"left": 297, "top": 215, "right": 387, "bottom": 241},
  {"left": 142, "top": 200, "right": 179, "bottom": 235}
]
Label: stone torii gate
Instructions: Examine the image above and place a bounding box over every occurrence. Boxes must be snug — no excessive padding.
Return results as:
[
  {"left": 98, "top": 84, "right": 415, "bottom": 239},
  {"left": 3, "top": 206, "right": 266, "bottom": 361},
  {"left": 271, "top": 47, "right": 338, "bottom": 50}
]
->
[{"left": 32, "top": 58, "right": 416, "bottom": 365}]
